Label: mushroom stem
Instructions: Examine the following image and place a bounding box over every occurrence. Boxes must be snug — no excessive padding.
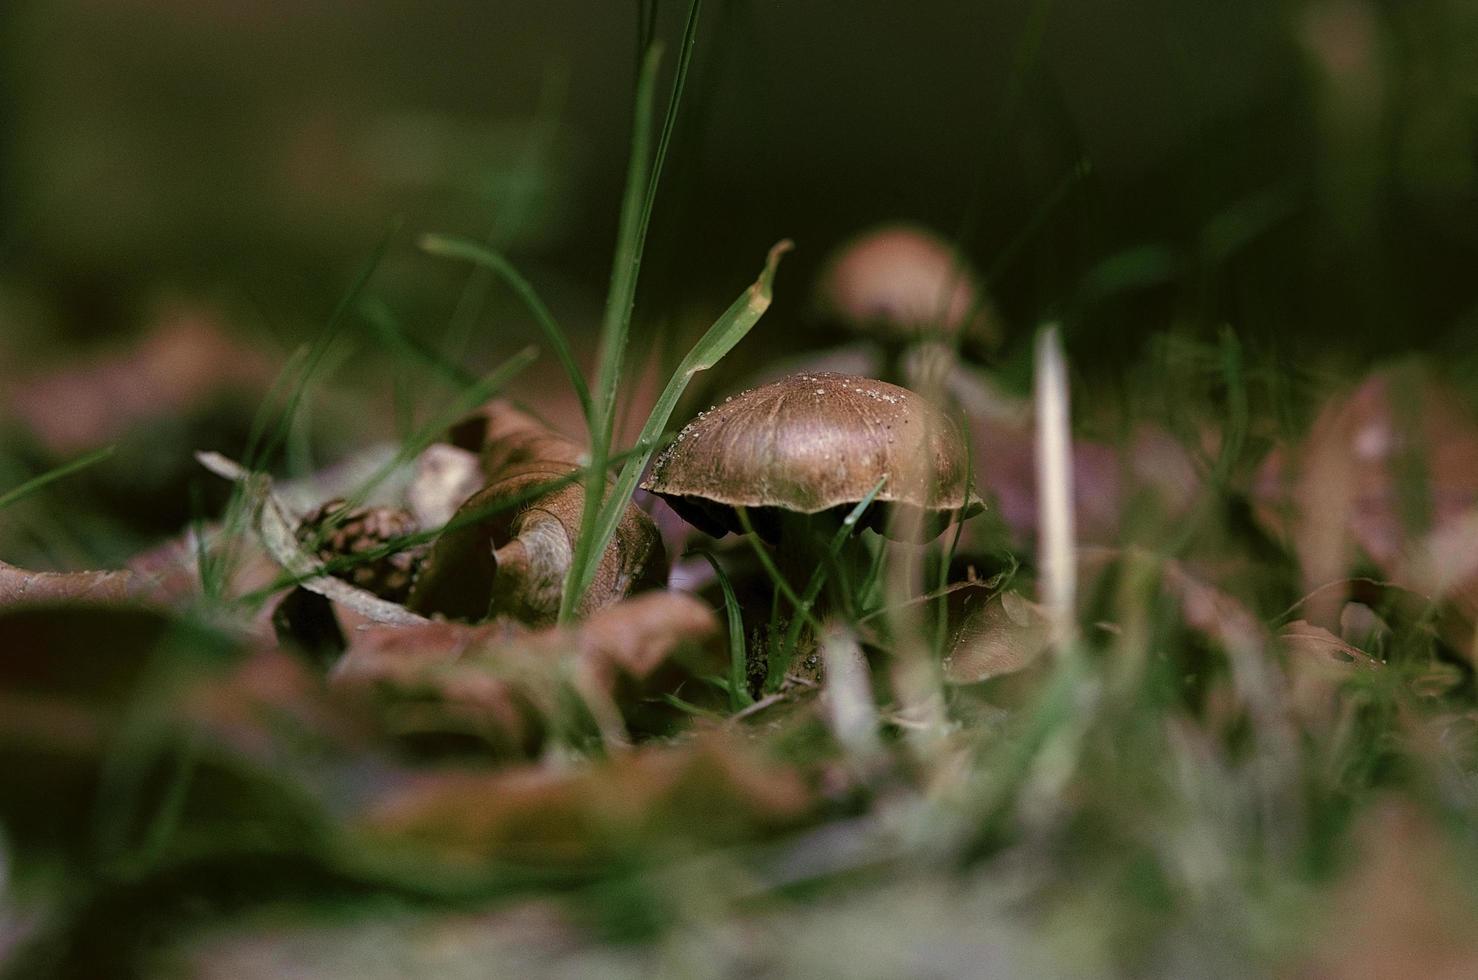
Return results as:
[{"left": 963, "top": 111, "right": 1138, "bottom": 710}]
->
[{"left": 759, "top": 513, "right": 877, "bottom": 692}]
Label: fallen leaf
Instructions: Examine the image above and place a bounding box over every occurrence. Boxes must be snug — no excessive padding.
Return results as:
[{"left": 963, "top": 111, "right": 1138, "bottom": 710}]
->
[
  {"left": 1293, "top": 800, "right": 1478, "bottom": 980},
  {"left": 7, "top": 311, "right": 272, "bottom": 455},
  {"left": 1279, "top": 619, "right": 1381, "bottom": 667},
  {"left": 1278, "top": 619, "right": 1383, "bottom": 730},
  {"left": 0, "top": 560, "right": 147, "bottom": 607},
  {"left": 409, "top": 401, "right": 666, "bottom": 625},
  {"left": 446, "top": 397, "right": 584, "bottom": 477},
  {"left": 406, "top": 443, "right": 482, "bottom": 531},
  {"left": 197, "top": 451, "right": 429, "bottom": 626},
  {"left": 1253, "top": 362, "right": 1478, "bottom": 623},
  {"left": 333, "top": 591, "right": 721, "bottom": 755},
  {"left": 356, "top": 734, "right": 816, "bottom": 866},
  {"left": 942, "top": 591, "right": 1052, "bottom": 685}
]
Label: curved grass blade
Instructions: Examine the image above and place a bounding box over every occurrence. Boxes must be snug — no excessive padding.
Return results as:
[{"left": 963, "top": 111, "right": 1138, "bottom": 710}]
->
[
  {"left": 0, "top": 445, "right": 116, "bottom": 512},
  {"left": 559, "top": 240, "right": 792, "bottom": 621},
  {"left": 561, "top": 1, "right": 709, "bottom": 627},
  {"left": 418, "top": 234, "right": 592, "bottom": 428},
  {"left": 735, "top": 507, "right": 823, "bottom": 639},
  {"left": 781, "top": 476, "right": 888, "bottom": 658},
  {"left": 357, "top": 295, "right": 478, "bottom": 391},
  {"left": 693, "top": 550, "right": 752, "bottom": 710}
]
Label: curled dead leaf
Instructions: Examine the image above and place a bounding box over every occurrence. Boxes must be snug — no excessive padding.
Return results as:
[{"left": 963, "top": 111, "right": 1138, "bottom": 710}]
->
[
  {"left": 1279, "top": 618, "right": 1383, "bottom": 730},
  {"left": 942, "top": 591, "right": 1052, "bottom": 685},
  {"left": 407, "top": 443, "right": 482, "bottom": 530},
  {"left": 197, "top": 452, "right": 429, "bottom": 627},
  {"left": 0, "top": 559, "right": 151, "bottom": 607},
  {"left": 447, "top": 398, "right": 584, "bottom": 477},
  {"left": 408, "top": 402, "right": 666, "bottom": 625}
]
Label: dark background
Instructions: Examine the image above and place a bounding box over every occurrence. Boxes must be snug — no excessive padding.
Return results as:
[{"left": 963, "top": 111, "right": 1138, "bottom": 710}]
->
[{"left": 5, "top": 1, "right": 1477, "bottom": 369}]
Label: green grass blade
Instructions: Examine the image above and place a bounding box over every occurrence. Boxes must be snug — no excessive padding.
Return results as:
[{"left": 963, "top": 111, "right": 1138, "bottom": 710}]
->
[
  {"left": 357, "top": 295, "right": 478, "bottom": 391},
  {"left": 558, "top": 42, "right": 668, "bottom": 627},
  {"left": 562, "top": 1, "right": 707, "bottom": 625},
  {"left": 0, "top": 445, "right": 116, "bottom": 512},
  {"left": 693, "top": 550, "right": 753, "bottom": 710},
  {"left": 417, "top": 234, "right": 592, "bottom": 429},
  {"left": 638, "top": 0, "right": 703, "bottom": 243},
  {"left": 781, "top": 476, "right": 888, "bottom": 657},
  {"left": 245, "top": 227, "right": 396, "bottom": 471},
  {"left": 592, "top": 42, "right": 664, "bottom": 446},
  {"left": 734, "top": 507, "right": 824, "bottom": 691},
  {"left": 934, "top": 417, "right": 976, "bottom": 653},
  {"left": 735, "top": 507, "right": 822, "bottom": 636},
  {"left": 659, "top": 692, "right": 725, "bottom": 721},
  {"left": 559, "top": 240, "right": 792, "bottom": 621}
]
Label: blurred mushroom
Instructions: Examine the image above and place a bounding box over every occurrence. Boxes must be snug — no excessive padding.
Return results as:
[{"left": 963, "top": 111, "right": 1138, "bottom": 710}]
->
[{"left": 815, "top": 223, "right": 1000, "bottom": 371}]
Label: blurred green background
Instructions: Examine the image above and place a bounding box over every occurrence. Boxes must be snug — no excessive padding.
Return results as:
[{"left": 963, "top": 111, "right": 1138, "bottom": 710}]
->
[
  {"left": 5, "top": 0, "right": 1477, "bottom": 354},
  {"left": 2, "top": 0, "right": 1477, "bottom": 559}
]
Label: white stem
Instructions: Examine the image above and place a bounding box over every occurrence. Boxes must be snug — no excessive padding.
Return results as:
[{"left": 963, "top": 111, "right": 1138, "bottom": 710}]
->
[{"left": 1034, "top": 325, "right": 1077, "bottom": 641}]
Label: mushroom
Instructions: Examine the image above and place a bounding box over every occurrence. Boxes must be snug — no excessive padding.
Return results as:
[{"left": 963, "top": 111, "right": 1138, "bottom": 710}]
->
[
  {"left": 643, "top": 372, "right": 982, "bottom": 543},
  {"left": 815, "top": 223, "right": 999, "bottom": 372},
  {"left": 641, "top": 372, "right": 982, "bottom": 684}
]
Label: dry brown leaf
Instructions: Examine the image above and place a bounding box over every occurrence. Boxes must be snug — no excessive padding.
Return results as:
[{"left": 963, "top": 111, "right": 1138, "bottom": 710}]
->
[
  {"left": 409, "top": 401, "right": 666, "bottom": 625},
  {"left": 1278, "top": 619, "right": 1384, "bottom": 730},
  {"left": 0, "top": 559, "right": 146, "bottom": 607},
  {"left": 406, "top": 443, "right": 482, "bottom": 530},
  {"left": 332, "top": 592, "right": 721, "bottom": 755},
  {"left": 0, "top": 601, "right": 241, "bottom": 834},
  {"left": 1253, "top": 363, "right": 1478, "bottom": 624},
  {"left": 942, "top": 591, "right": 1052, "bottom": 685},
  {"left": 7, "top": 312, "right": 272, "bottom": 455},
  {"left": 181, "top": 645, "right": 377, "bottom": 764},
  {"left": 1292, "top": 800, "right": 1478, "bottom": 980},
  {"left": 356, "top": 734, "right": 816, "bottom": 866},
  {"left": 446, "top": 398, "right": 584, "bottom": 477}
]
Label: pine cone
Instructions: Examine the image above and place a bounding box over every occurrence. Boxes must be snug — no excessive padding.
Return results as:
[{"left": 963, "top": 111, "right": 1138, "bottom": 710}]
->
[{"left": 296, "top": 499, "right": 427, "bottom": 603}]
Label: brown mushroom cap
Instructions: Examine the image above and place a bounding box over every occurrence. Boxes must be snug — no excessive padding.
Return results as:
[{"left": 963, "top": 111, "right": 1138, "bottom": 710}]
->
[
  {"left": 816, "top": 223, "right": 998, "bottom": 348},
  {"left": 641, "top": 372, "right": 983, "bottom": 540}
]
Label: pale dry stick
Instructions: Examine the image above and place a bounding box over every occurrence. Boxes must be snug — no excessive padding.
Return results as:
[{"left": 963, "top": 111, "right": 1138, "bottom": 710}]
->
[
  {"left": 883, "top": 357, "right": 953, "bottom": 753},
  {"left": 1034, "top": 325, "right": 1077, "bottom": 646},
  {"left": 821, "top": 625, "right": 883, "bottom": 767},
  {"left": 1011, "top": 325, "right": 1092, "bottom": 829}
]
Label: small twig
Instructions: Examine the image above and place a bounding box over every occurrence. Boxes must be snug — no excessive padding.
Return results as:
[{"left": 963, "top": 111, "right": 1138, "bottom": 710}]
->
[{"left": 729, "top": 691, "right": 790, "bottom": 723}]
